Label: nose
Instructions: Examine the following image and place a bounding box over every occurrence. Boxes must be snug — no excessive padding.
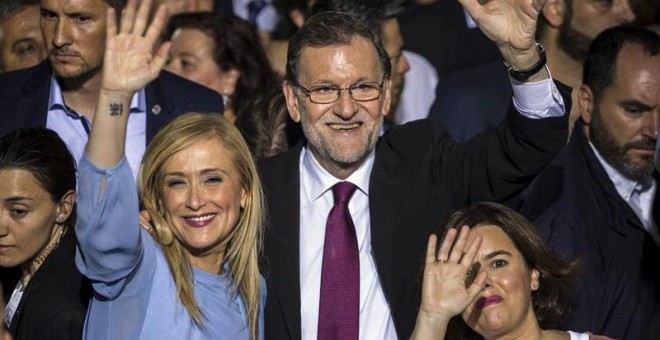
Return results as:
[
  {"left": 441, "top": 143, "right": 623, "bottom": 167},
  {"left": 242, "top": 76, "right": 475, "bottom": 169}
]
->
[
  {"left": 0, "top": 214, "right": 9, "bottom": 237},
  {"left": 335, "top": 88, "right": 358, "bottom": 119},
  {"left": 166, "top": 59, "right": 181, "bottom": 74},
  {"left": 612, "top": 0, "right": 636, "bottom": 24},
  {"left": 642, "top": 111, "right": 659, "bottom": 140},
  {"left": 186, "top": 184, "right": 206, "bottom": 210},
  {"left": 52, "top": 19, "right": 72, "bottom": 48},
  {"left": 398, "top": 52, "right": 410, "bottom": 74}
]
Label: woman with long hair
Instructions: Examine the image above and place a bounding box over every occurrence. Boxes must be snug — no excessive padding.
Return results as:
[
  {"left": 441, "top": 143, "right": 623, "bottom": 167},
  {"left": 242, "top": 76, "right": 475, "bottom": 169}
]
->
[{"left": 75, "top": 1, "right": 265, "bottom": 338}]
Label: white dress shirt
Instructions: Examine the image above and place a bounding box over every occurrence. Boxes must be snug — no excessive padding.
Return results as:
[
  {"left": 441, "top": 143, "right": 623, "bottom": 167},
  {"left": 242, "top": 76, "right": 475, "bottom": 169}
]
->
[
  {"left": 590, "top": 142, "right": 659, "bottom": 244},
  {"left": 298, "top": 78, "right": 565, "bottom": 339},
  {"left": 45, "top": 76, "right": 146, "bottom": 179}
]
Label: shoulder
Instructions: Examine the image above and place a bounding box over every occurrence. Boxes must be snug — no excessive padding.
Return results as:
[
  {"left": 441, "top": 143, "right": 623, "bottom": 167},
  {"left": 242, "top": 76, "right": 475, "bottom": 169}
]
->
[
  {"left": 148, "top": 70, "right": 223, "bottom": 113},
  {"left": 0, "top": 62, "right": 49, "bottom": 99}
]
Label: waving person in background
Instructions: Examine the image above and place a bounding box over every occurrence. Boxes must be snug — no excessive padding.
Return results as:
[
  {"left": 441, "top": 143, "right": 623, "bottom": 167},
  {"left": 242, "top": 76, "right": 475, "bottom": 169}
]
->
[{"left": 76, "top": 0, "right": 265, "bottom": 339}]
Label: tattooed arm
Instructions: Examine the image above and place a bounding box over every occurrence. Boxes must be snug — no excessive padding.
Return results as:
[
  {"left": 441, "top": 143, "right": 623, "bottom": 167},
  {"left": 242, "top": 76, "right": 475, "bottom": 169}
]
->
[{"left": 86, "top": 0, "right": 170, "bottom": 168}]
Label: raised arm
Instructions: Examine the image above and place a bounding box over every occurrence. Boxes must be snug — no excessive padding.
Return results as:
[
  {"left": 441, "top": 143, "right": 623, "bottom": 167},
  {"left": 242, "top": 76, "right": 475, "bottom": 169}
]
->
[
  {"left": 86, "top": 0, "right": 170, "bottom": 167},
  {"left": 459, "top": 0, "right": 548, "bottom": 82},
  {"left": 411, "top": 226, "right": 486, "bottom": 340}
]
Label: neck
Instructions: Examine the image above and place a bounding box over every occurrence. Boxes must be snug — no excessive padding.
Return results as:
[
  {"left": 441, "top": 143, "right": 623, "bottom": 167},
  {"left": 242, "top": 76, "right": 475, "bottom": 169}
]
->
[
  {"left": 188, "top": 249, "right": 226, "bottom": 275},
  {"left": 542, "top": 36, "right": 583, "bottom": 89},
  {"left": 58, "top": 71, "right": 103, "bottom": 121},
  {"left": 21, "top": 226, "right": 65, "bottom": 285}
]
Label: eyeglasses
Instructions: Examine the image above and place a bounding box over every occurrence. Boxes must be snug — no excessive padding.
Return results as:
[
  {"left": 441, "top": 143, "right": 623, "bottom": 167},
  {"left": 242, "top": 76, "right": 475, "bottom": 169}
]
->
[{"left": 295, "top": 77, "right": 385, "bottom": 104}]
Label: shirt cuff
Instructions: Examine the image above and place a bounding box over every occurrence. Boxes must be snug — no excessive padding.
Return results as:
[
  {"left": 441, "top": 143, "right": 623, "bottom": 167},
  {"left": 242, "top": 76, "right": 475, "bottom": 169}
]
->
[{"left": 510, "top": 67, "right": 566, "bottom": 119}]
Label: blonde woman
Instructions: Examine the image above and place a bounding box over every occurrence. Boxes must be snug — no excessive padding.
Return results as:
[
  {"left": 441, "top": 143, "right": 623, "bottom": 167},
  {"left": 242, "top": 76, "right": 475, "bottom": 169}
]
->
[{"left": 75, "top": 0, "right": 265, "bottom": 338}]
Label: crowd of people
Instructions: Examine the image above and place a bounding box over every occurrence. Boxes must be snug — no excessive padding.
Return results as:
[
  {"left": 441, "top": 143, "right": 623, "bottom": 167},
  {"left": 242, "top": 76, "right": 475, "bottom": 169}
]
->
[{"left": 0, "top": 0, "right": 658, "bottom": 339}]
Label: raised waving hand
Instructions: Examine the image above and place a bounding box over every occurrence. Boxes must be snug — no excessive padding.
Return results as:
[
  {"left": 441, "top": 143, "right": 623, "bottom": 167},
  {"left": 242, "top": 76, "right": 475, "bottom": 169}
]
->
[
  {"left": 86, "top": 0, "right": 170, "bottom": 168},
  {"left": 411, "top": 226, "right": 487, "bottom": 340},
  {"left": 458, "top": 0, "right": 546, "bottom": 78}
]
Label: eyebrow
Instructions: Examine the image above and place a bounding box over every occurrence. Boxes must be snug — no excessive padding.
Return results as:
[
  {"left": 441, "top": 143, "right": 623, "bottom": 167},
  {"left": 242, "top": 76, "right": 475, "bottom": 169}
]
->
[
  {"left": 5, "top": 196, "right": 34, "bottom": 203},
  {"left": 483, "top": 250, "right": 512, "bottom": 260},
  {"left": 12, "top": 38, "right": 36, "bottom": 48},
  {"left": 619, "top": 100, "right": 654, "bottom": 111},
  {"left": 310, "top": 76, "right": 377, "bottom": 86},
  {"left": 162, "top": 168, "right": 229, "bottom": 177}
]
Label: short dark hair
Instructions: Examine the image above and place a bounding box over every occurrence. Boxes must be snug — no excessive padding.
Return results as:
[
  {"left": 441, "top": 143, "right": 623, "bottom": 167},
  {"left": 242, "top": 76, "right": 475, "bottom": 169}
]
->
[
  {"left": 0, "top": 128, "right": 77, "bottom": 228},
  {"left": 583, "top": 25, "right": 660, "bottom": 105},
  {"left": 235, "top": 85, "right": 303, "bottom": 159},
  {"left": 0, "top": 0, "right": 39, "bottom": 21},
  {"left": 104, "top": 0, "right": 126, "bottom": 12},
  {"left": 285, "top": 11, "right": 391, "bottom": 85},
  {"left": 165, "top": 12, "right": 275, "bottom": 112},
  {"left": 307, "top": 0, "right": 404, "bottom": 39},
  {"left": 435, "top": 202, "right": 578, "bottom": 338}
]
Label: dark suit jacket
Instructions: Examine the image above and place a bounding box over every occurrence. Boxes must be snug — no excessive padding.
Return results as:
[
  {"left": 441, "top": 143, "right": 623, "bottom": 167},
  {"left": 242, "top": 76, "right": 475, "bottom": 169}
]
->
[
  {"left": 7, "top": 230, "right": 91, "bottom": 340},
  {"left": 0, "top": 61, "right": 223, "bottom": 140},
  {"left": 428, "top": 60, "right": 512, "bottom": 142},
  {"left": 521, "top": 123, "right": 660, "bottom": 339},
  {"left": 398, "top": 0, "right": 501, "bottom": 75},
  {"left": 259, "top": 81, "right": 571, "bottom": 339}
]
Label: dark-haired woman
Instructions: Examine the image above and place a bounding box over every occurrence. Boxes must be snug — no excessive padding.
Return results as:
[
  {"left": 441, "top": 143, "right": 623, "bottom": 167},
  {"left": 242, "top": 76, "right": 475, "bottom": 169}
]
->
[
  {"left": 0, "top": 128, "right": 89, "bottom": 339},
  {"left": 412, "top": 202, "right": 611, "bottom": 340}
]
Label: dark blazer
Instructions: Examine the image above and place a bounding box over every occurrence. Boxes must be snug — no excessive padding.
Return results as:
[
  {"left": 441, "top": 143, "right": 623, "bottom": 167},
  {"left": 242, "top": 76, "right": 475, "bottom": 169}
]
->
[
  {"left": 428, "top": 60, "right": 512, "bottom": 142},
  {"left": 259, "top": 82, "right": 571, "bottom": 339},
  {"left": 7, "top": 230, "right": 91, "bottom": 340},
  {"left": 0, "top": 61, "right": 223, "bottom": 140},
  {"left": 521, "top": 123, "right": 660, "bottom": 339}
]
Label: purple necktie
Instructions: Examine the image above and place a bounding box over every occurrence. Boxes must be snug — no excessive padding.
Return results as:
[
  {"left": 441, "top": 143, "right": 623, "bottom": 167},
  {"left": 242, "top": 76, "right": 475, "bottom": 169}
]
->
[{"left": 317, "top": 182, "right": 359, "bottom": 340}]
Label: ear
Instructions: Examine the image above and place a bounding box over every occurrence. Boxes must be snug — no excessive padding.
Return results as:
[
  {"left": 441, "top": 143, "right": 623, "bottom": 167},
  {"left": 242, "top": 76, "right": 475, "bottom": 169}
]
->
[
  {"left": 283, "top": 81, "right": 302, "bottom": 122},
  {"left": 530, "top": 268, "right": 541, "bottom": 291},
  {"left": 579, "top": 84, "right": 595, "bottom": 125},
  {"left": 381, "top": 78, "right": 393, "bottom": 117},
  {"left": 222, "top": 69, "right": 241, "bottom": 97},
  {"left": 55, "top": 190, "right": 76, "bottom": 225},
  {"left": 240, "top": 187, "right": 248, "bottom": 209},
  {"left": 289, "top": 9, "right": 305, "bottom": 29},
  {"left": 541, "top": 0, "right": 567, "bottom": 28}
]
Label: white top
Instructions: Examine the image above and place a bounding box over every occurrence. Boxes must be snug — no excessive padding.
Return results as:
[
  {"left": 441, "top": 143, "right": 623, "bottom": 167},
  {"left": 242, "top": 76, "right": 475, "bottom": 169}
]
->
[
  {"left": 394, "top": 50, "right": 438, "bottom": 125},
  {"left": 590, "top": 142, "right": 659, "bottom": 244},
  {"left": 568, "top": 331, "right": 590, "bottom": 340}
]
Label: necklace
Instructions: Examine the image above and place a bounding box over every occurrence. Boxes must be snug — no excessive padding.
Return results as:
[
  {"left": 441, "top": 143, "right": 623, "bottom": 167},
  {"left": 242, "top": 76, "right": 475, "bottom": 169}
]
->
[{"left": 20, "top": 227, "right": 66, "bottom": 289}]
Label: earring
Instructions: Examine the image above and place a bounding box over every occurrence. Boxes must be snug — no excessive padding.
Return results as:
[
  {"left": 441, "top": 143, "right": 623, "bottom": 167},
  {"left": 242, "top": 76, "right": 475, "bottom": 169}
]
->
[{"left": 532, "top": 282, "right": 539, "bottom": 290}]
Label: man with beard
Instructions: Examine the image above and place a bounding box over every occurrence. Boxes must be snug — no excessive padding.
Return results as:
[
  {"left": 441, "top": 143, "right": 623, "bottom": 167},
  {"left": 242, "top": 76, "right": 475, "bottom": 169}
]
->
[
  {"left": 429, "top": 0, "right": 636, "bottom": 142},
  {"left": 0, "top": 0, "right": 222, "bottom": 178},
  {"left": 521, "top": 26, "right": 660, "bottom": 339}
]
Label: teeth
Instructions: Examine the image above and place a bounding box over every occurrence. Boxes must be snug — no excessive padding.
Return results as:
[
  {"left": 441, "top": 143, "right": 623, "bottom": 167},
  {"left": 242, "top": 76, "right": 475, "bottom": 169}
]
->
[
  {"left": 328, "top": 123, "right": 360, "bottom": 130},
  {"left": 189, "top": 214, "right": 214, "bottom": 222}
]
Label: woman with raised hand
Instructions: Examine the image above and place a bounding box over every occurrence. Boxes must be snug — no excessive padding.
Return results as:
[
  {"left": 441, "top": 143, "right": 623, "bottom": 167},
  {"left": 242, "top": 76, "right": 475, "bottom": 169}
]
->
[
  {"left": 411, "top": 202, "right": 610, "bottom": 340},
  {"left": 76, "top": 0, "right": 265, "bottom": 338}
]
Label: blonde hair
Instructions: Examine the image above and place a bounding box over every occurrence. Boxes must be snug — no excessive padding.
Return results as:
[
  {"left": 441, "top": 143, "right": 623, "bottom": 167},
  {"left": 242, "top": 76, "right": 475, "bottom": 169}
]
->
[{"left": 138, "top": 113, "right": 265, "bottom": 339}]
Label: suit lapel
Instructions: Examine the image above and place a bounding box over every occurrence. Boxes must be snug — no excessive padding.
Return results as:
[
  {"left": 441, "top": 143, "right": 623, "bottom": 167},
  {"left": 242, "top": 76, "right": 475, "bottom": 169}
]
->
[
  {"left": 263, "top": 145, "right": 303, "bottom": 339},
  {"left": 144, "top": 77, "right": 176, "bottom": 144},
  {"left": 368, "top": 138, "right": 404, "bottom": 299},
  {"left": 16, "top": 63, "right": 51, "bottom": 129}
]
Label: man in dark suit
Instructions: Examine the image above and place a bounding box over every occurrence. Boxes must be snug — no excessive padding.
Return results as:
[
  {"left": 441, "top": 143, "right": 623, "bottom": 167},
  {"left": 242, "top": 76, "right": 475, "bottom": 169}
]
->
[
  {"left": 0, "top": 0, "right": 222, "bottom": 177},
  {"left": 258, "top": 0, "right": 571, "bottom": 338},
  {"left": 521, "top": 26, "right": 660, "bottom": 339}
]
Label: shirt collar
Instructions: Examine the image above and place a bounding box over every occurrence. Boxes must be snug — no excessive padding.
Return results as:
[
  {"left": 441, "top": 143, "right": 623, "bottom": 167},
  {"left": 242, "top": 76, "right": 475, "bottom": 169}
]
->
[
  {"left": 589, "top": 142, "right": 654, "bottom": 200},
  {"left": 47, "top": 75, "right": 145, "bottom": 116},
  {"left": 300, "top": 145, "right": 375, "bottom": 204}
]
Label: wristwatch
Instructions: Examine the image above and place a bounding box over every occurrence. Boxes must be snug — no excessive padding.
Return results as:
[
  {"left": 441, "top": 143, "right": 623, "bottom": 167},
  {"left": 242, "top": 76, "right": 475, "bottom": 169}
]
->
[{"left": 504, "top": 42, "right": 547, "bottom": 82}]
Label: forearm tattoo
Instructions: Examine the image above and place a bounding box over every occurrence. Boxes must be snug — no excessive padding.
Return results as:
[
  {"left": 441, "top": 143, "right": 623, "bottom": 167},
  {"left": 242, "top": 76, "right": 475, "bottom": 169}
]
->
[{"left": 109, "top": 103, "right": 124, "bottom": 116}]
